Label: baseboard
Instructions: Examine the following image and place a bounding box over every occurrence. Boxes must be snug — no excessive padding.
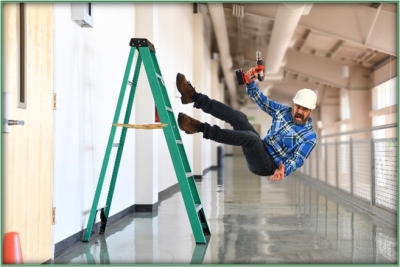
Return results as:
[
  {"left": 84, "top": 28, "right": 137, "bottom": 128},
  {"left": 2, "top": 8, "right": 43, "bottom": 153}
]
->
[
  {"left": 53, "top": 182, "right": 182, "bottom": 258},
  {"left": 135, "top": 204, "right": 158, "bottom": 212},
  {"left": 158, "top": 182, "right": 180, "bottom": 200},
  {"left": 193, "top": 165, "right": 216, "bottom": 181},
  {"left": 54, "top": 204, "right": 136, "bottom": 258},
  {"left": 203, "top": 166, "right": 215, "bottom": 175},
  {"left": 54, "top": 228, "right": 87, "bottom": 258}
]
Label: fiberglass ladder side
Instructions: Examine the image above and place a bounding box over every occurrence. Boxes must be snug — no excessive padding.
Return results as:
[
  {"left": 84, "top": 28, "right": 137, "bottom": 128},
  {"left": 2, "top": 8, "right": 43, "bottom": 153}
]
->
[{"left": 82, "top": 38, "right": 211, "bottom": 244}]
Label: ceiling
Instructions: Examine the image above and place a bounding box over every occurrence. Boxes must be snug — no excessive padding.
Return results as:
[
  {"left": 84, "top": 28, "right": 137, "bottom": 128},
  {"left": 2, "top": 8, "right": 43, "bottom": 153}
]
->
[{"left": 205, "top": 3, "right": 397, "bottom": 108}]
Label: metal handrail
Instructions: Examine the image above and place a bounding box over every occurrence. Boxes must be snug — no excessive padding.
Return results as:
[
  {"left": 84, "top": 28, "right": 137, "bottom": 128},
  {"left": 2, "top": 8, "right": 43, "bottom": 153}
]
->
[
  {"left": 321, "top": 123, "right": 397, "bottom": 138},
  {"left": 300, "top": 123, "right": 399, "bottom": 214}
]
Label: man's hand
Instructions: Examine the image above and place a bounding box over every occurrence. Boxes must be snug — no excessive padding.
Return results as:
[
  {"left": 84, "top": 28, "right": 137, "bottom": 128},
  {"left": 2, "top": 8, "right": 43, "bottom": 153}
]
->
[{"left": 268, "top": 162, "right": 285, "bottom": 181}]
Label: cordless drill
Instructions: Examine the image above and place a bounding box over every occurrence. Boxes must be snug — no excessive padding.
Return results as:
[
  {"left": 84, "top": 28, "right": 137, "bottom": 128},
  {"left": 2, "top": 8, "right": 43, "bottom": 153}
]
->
[{"left": 235, "top": 51, "right": 265, "bottom": 85}]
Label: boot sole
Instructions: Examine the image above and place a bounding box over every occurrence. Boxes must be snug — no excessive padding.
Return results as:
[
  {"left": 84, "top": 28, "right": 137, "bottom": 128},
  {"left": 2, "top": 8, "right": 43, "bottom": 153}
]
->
[
  {"left": 176, "top": 74, "right": 193, "bottom": 105},
  {"left": 177, "top": 113, "right": 194, "bottom": 134}
]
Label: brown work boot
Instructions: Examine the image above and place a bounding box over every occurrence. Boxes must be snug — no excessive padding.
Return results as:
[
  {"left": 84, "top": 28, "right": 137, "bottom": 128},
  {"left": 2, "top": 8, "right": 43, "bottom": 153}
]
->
[
  {"left": 176, "top": 73, "right": 196, "bottom": 104},
  {"left": 178, "top": 112, "right": 201, "bottom": 134}
]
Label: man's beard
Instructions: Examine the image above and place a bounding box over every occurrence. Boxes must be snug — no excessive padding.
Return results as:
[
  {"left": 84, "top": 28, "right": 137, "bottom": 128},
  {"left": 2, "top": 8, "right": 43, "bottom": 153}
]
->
[{"left": 292, "top": 113, "right": 308, "bottom": 125}]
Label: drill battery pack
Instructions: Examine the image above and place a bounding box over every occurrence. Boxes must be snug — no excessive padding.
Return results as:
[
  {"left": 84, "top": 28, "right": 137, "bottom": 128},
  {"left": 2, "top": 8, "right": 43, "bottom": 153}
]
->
[
  {"left": 235, "top": 69, "right": 246, "bottom": 86},
  {"left": 235, "top": 50, "right": 265, "bottom": 86}
]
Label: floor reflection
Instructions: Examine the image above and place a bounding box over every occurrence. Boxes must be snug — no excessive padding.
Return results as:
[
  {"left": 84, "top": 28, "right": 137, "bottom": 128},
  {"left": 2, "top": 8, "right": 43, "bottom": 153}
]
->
[
  {"left": 190, "top": 236, "right": 211, "bottom": 264},
  {"left": 52, "top": 156, "right": 396, "bottom": 264},
  {"left": 84, "top": 235, "right": 110, "bottom": 264}
]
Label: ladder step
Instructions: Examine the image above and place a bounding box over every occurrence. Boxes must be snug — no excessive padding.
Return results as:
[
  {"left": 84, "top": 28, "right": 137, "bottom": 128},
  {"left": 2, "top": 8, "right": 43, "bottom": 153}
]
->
[
  {"left": 196, "top": 204, "right": 203, "bottom": 212},
  {"left": 82, "top": 41, "right": 211, "bottom": 244}
]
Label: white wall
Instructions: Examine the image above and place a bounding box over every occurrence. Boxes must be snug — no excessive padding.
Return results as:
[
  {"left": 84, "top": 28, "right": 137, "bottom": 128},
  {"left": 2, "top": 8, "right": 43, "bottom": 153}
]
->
[
  {"left": 155, "top": 3, "right": 197, "bottom": 192},
  {"left": 53, "top": 3, "right": 218, "bottom": 248},
  {"left": 53, "top": 3, "right": 136, "bottom": 243}
]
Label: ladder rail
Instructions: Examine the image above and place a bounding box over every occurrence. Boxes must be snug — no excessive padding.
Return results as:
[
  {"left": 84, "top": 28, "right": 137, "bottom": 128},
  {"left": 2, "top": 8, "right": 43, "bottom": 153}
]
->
[
  {"left": 104, "top": 54, "right": 143, "bottom": 218},
  {"left": 83, "top": 39, "right": 210, "bottom": 244},
  {"left": 83, "top": 47, "right": 136, "bottom": 242},
  {"left": 139, "top": 47, "right": 208, "bottom": 243}
]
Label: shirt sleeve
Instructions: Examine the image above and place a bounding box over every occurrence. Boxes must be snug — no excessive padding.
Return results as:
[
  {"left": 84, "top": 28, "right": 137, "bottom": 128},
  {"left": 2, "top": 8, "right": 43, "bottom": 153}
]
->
[
  {"left": 283, "top": 134, "right": 317, "bottom": 177},
  {"left": 245, "top": 81, "right": 286, "bottom": 117}
]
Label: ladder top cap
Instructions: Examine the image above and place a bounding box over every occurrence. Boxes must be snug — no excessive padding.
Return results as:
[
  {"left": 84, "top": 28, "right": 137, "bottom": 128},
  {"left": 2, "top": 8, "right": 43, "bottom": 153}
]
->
[{"left": 129, "top": 38, "right": 156, "bottom": 52}]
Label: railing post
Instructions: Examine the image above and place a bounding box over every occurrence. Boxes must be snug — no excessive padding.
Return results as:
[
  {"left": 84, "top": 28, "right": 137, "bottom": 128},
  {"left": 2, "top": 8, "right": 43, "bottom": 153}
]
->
[
  {"left": 306, "top": 151, "right": 309, "bottom": 175},
  {"left": 325, "top": 141, "right": 328, "bottom": 183},
  {"left": 335, "top": 138, "right": 339, "bottom": 188},
  {"left": 316, "top": 142, "right": 319, "bottom": 180},
  {"left": 370, "top": 138, "right": 376, "bottom": 206},
  {"left": 349, "top": 137, "right": 354, "bottom": 196}
]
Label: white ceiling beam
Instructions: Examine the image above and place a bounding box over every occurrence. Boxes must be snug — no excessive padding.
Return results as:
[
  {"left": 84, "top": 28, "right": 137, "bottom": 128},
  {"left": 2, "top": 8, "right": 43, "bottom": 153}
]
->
[
  {"left": 364, "top": 4, "right": 382, "bottom": 44},
  {"left": 243, "top": 3, "right": 396, "bottom": 55},
  {"left": 285, "top": 49, "right": 372, "bottom": 90},
  {"left": 265, "top": 4, "right": 309, "bottom": 74},
  {"left": 208, "top": 3, "right": 239, "bottom": 108}
]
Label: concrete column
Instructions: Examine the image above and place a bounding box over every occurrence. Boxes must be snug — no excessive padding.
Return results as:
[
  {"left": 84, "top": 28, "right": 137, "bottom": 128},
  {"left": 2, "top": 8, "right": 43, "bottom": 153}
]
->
[
  {"left": 221, "top": 82, "right": 234, "bottom": 156},
  {"left": 134, "top": 4, "right": 159, "bottom": 207},
  {"left": 343, "top": 64, "right": 373, "bottom": 139},
  {"left": 320, "top": 105, "right": 340, "bottom": 139},
  {"left": 192, "top": 13, "right": 205, "bottom": 176},
  {"left": 311, "top": 107, "right": 322, "bottom": 139},
  {"left": 347, "top": 88, "right": 372, "bottom": 140},
  {"left": 210, "top": 56, "right": 220, "bottom": 167}
]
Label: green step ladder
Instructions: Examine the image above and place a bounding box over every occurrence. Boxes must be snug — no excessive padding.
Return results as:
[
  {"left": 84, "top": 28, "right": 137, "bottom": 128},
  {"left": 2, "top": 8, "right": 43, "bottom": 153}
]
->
[{"left": 82, "top": 38, "right": 211, "bottom": 244}]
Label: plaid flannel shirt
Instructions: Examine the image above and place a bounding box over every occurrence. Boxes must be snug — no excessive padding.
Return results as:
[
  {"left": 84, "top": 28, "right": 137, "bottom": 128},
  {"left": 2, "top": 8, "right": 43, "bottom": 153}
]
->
[{"left": 246, "top": 81, "right": 317, "bottom": 177}]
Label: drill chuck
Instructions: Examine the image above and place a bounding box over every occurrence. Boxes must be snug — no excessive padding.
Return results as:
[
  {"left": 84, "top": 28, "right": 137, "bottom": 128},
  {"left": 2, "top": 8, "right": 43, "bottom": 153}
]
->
[
  {"left": 256, "top": 50, "right": 263, "bottom": 66},
  {"left": 256, "top": 50, "right": 264, "bottom": 81}
]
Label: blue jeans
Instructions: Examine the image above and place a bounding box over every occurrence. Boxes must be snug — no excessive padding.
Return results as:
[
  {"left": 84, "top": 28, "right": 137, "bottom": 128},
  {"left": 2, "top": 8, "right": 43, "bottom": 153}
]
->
[{"left": 194, "top": 93, "right": 277, "bottom": 176}]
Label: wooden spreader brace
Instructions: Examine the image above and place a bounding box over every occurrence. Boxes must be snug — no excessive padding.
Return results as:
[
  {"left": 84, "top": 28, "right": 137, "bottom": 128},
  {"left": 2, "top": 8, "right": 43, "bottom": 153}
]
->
[{"left": 113, "top": 123, "right": 168, "bottom": 129}]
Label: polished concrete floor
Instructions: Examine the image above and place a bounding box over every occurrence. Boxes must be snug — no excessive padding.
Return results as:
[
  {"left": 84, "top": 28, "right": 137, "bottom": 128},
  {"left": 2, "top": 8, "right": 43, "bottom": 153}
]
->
[{"left": 53, "top": 155, "right": 397, "bottom": 264}]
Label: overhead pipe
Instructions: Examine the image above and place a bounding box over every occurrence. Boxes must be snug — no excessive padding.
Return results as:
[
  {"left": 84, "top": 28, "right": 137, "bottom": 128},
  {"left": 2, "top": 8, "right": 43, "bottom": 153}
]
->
[
  {"left": 208, "top": 3, "right": 312, "bottom": 105},
  {"left": 265, "top": 3, "right": 312, "bottom": 75},
  {"left": 208, "top": 3, "right": 239, "bottom": 108}
]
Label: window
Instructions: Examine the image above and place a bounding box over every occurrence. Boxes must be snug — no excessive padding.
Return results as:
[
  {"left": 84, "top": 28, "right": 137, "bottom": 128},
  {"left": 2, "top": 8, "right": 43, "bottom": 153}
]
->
[
  {"left": 340, "top": 123, "right": 348, "bottom": 141},
  {"left": 372, "top": 115, "right": 386, "bottom": 139},
  {"left": 340, "top": 89, "right": 350, "bottom": 120},
  {"left": 373, "top": 77, "right": 397, "bottom": 110},
  {"left": 371, "top": 77, "right": 397, "bottom": 139},
  {"left": 18, "top": 3, "right": 26, "bottom": 108}
]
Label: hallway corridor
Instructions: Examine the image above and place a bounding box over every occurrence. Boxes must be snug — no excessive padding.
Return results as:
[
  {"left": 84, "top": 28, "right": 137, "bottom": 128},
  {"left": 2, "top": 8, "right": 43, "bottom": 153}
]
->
[{"left": 53, "top": 155, "right": 397, "bottom": 264}]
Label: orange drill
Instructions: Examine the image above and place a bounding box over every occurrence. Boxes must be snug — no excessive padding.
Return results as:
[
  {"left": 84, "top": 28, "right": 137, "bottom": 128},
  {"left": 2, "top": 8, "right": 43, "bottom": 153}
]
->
[{"left": 235, "top": 50, "right": 265, "bottom": 85}]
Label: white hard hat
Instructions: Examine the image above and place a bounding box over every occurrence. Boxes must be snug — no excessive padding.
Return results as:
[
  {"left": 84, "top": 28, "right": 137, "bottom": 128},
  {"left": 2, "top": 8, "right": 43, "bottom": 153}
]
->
[{"left": 293, "top": 88, "right": 317, "bottom": 110}]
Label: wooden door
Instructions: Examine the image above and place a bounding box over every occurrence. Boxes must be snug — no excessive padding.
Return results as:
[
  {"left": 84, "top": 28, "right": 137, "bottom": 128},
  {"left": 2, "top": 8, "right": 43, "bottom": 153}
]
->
[{"left": 3, "top": 3, "right": 54, "bottom": 263}]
